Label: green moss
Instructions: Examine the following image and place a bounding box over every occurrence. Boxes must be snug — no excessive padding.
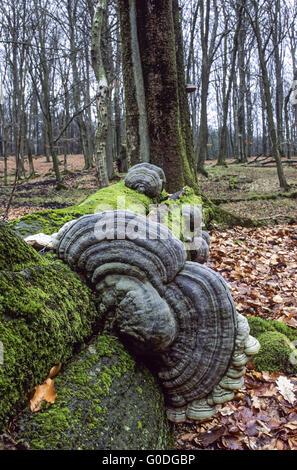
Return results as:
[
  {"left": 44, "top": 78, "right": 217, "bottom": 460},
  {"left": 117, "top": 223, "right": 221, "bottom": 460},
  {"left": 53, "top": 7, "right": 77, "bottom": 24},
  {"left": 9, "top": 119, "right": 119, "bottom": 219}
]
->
[
  {"left": 80, "top": 181, "right": 153, "bottom": 212},
  {"left": 9, "top": 181, "right": 154, "bottom": 238},
  {"left": 247, "top": 316, "right": 297, "bottom": 343},
  {"left": 8, "top": 206, "right": 90, "bottom": 238},
  {"left": 15, "top": 334, "right": 173, "bottom": 450},
  {"left": 229, "top": 177, "right": 239, "bottom": 190},
  {"left": 211, "top": 203, "right": 257, "bottom": 228},
  {"left": 0, "top": 225, "right": 99, "bottom": 432},
  {"left": 161, "top": 186, "right": 205, "bottom": 235},
  {"left": 0, "top": 227, "right": 173, "bottom": 448},
  {"left": 247, "top": 316, "right": 297, "bottom": 374},
  {"left": 0, "top": 222, "right": 40, "bottom": 271},
  {"left": 176, "top": 115, "right": 200, "bottom": 194},
  {"left": 253, "top": 331, "right": 296, "bottom": 374}
]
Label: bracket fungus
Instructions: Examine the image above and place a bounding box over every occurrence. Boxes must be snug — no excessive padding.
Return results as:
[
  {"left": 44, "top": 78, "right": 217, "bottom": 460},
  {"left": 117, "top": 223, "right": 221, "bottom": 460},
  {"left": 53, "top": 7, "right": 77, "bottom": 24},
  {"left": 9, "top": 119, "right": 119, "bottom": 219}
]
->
[
  {"left": 53, "top": 208, "right": 260, "bottom": 423},
  {"left": 124, "top": 163, "right": 166, "bottom": 198}
]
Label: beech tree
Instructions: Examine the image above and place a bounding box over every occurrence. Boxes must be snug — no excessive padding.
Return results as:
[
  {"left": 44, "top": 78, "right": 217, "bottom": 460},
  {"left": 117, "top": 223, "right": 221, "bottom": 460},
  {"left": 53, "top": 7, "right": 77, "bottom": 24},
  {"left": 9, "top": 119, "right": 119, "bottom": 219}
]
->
[{"left": 117, "top": 0, "right": 198, "bottom": 193}]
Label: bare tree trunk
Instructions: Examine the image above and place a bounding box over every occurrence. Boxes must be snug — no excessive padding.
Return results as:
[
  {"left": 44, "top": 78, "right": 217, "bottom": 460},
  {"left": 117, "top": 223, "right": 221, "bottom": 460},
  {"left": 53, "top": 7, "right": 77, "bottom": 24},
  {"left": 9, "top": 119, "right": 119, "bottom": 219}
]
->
[
  {"left": 114, "top": 22, "right": 122, "bottom": 161},
  {"left": 0, "top": 94, "right": 8, "bottom": 185},
  {"left": 245, "top": 1, "right": 288, "bottom": 190},
  {"left": 246, "top": 65, "right": 254, "bottom": 157},
  {"left": 232, "top": 77, "right": 240, "bottom": 160},
  {"left": 117, "top": 0, "right": 139, "bottom": 167},
  {"left": 91, "top": 0, "right": 109, "bottom": 188},
  {"left": 217, "top": 1, "right": 243, "bottom": 166},
  {"left": 196, "top": 0, "right": 220, "bottom": 176},
  {"left": 237, "top": 13, "right": 247, "bottom": 163},
  {"left": 172, "top": 0, "right": 197, "bottom": 185},
  {"left": 67, "top": 0, "right": 92, "bottom": 170}
]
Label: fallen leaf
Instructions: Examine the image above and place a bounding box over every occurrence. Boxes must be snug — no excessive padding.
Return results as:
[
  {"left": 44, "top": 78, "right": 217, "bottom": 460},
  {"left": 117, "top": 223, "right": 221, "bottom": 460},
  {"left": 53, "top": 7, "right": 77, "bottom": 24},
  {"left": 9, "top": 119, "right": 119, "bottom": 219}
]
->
[
  {"left": 195, "top": 426, "right": 226, "bottom": 448},
  {"left": 251, "top": 395, "right": 262, "bottom": 410},
  {"left": 268, "top": 418, "right": 283, "bottom": 430},
  {"left": 288, "top": 436, "right": 297, "bottom": 450},
  {"left": 276, "top": 376, "right": 296, "bottom": 405},
  {"left": 262, "top": 438, "right": 277, "bottom": 450},
  {"left": 47, "top": 362, "right": 62, "bottom": 379},
  {"left": 219, "top": 405, "right": 234, "bottom": 416},
  {"left": 30, "top": 378, "right": 57, "bottom": 412},
  {"left": 180, "top": 433, "right": 197, "bottom": 442},
  {"left": 273, "top": 295, "right": 284, "bottom": 303},
  {"left": 276, "top": 440, "right": 285, "bottom": 450},
  {"left": 256, "top": 420, "right": 273, "bottom": 436},
  {"left": 284, "top": 422, "right": 297, "bottom": 430},
  {"left": 222, "top": 436, "right": 243, "bottom": 450}
]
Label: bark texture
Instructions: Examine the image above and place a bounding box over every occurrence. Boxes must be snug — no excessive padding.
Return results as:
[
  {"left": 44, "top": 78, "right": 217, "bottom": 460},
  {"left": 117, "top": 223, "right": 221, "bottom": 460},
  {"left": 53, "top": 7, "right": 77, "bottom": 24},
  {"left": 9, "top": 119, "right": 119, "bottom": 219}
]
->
[
  {"left": 91, "top": 0, "right": 109, "bottom": 188},
  {"left": 118, "top": 0, "right": 198, "bottom": 193}
]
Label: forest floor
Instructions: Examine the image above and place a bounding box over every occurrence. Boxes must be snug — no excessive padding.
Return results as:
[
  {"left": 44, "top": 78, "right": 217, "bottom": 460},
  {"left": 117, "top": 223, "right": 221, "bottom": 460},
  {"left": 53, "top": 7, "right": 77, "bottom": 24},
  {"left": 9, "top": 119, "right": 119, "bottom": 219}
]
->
[
  {"left": 174, "top": 223, "right": 297, "bottom": 451},
  {"left": 198, "top": 159, "right": 297, "bottom": 225},
  {"left": 0, "top": 154, "right": 297, "bottom": 451},
  {"left": 0, "top": 154, "right": 100, "bottom": 220}
]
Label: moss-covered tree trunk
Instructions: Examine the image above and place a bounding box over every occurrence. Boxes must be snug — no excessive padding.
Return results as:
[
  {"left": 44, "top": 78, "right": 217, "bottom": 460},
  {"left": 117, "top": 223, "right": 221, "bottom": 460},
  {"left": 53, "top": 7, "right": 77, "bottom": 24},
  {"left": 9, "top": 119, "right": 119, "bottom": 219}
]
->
[
  {"left": 0, "top": 223, "right": 173, "bottom": 449},
  {"left": 117, "top": 0, "right": 198, "bottom": 193}
]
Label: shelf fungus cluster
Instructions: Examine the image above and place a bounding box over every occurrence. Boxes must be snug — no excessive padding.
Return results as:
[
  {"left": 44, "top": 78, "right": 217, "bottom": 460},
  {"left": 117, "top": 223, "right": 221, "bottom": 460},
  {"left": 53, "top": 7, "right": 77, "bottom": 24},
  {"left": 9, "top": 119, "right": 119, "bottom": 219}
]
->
[
  {"left": 52, "top": 208, "right": 260, "bottom": 424},
  {"left": 124, "top": 162, "right": 166, "bottom": 198}
]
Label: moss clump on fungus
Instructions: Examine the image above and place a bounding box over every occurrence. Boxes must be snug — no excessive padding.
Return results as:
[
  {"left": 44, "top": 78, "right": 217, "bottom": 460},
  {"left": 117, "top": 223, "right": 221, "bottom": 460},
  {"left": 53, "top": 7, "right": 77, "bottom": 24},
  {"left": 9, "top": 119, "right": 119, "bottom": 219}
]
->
[
  {"left": 15, "top": 334, "right": 173, "bottom": 450},
  {"left": 247, "top": 316, "right": 297, "bottom": 374}
]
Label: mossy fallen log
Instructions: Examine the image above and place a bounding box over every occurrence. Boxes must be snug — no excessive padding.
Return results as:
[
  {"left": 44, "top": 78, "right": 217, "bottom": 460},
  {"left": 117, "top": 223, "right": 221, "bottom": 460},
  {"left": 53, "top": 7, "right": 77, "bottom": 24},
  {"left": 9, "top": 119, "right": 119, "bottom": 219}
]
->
[
  {"left": 13, "top": 334, "right": 173, "bottom": 450},
  {"left": 9, "top": 181, "right": 154, "bottom": 238},
  {"left": 0, "top": 223, "right": 173, "bottom": 449},
  {"left": 0, "top": 222, "right": 99, "bottom": 432},
  {"left": 9, "top": 180, "right": 256, "bottom": 240}
]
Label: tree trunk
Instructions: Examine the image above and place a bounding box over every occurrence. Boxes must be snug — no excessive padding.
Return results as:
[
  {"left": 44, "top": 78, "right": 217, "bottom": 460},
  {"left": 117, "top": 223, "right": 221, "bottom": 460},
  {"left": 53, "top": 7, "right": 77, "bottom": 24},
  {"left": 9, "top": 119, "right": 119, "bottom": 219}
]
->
[
  {"left": 217, "top": 2, "right": 243, "bottom": 165},
  {"left": 91, "top": 0, "right": 109, "bottom": 188},
  {"left": 118, "top": 0, "right": 198, "bottom": 193},
  {"left": 244, "top": 1, "right": 289, "bottom": 190},
  {"left": 67, "top": 0, "right": 93, "bottom": 170},
  {"left": 237, "top": 20, "right": 247, "bottom": 163},
  {"left": 101, "top": 4, "right": 116, "bottom": 179},
  {"left": 114, "top": 23, "right": 122, "bottom": 161},
  {"left": 196, "top": 0, "right": 220, "bottom": 175},
  {"left": 117, "top": 0, "right": 139, "bottom": 167},
  {"left": 172, "top": 0, "right": 197, "bottom": 188}
]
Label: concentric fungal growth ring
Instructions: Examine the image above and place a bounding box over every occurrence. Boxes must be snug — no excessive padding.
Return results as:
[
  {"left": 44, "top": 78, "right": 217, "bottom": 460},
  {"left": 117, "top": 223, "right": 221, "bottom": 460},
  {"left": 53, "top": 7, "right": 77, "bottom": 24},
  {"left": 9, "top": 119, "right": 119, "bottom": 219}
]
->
[
  {"left": 53, "top": 209, "right": 260, "bottom": 423},
  {"left": 124, "top": 162, "right": 166, "bottom": 197}
]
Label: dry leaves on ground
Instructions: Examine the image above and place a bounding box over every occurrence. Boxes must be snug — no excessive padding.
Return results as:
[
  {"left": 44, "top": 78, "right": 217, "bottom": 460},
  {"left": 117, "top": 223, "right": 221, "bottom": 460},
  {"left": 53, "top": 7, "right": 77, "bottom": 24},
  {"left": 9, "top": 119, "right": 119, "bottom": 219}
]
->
[
  {"left": 175, "top": 224, "right": 297, "bottom": 451},
  {"left": 208, "top": 224, "right": 297, "bottom": 328},
  {"left": 175, "top": 370, "right": 297, "bottom": 450}
]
